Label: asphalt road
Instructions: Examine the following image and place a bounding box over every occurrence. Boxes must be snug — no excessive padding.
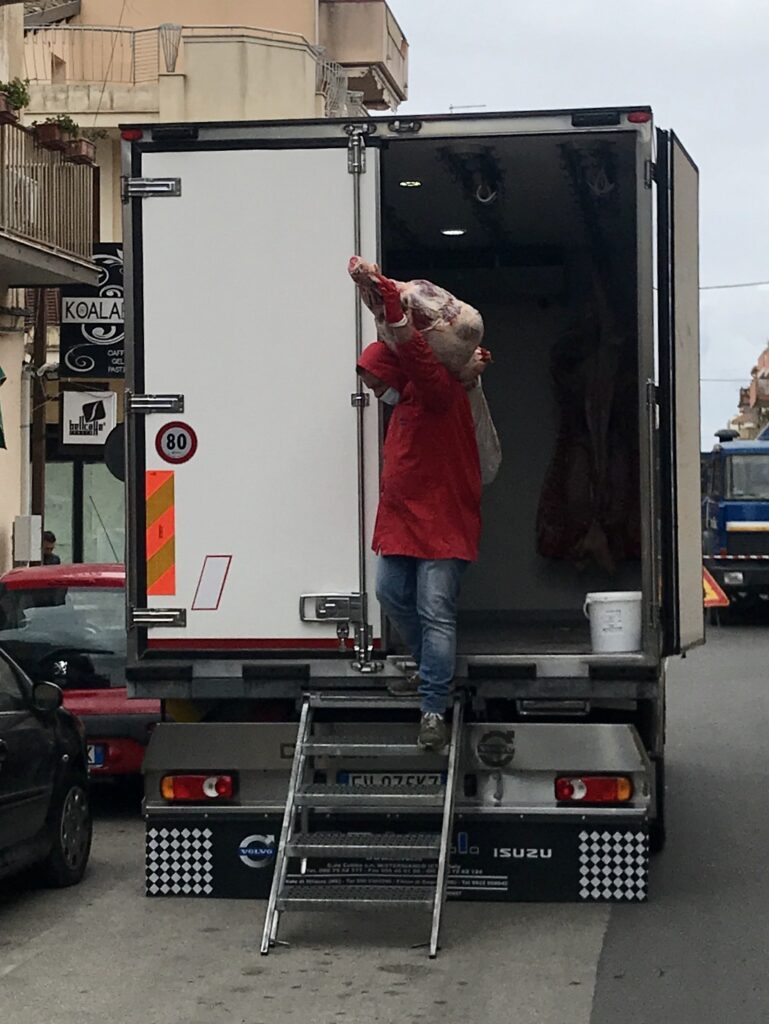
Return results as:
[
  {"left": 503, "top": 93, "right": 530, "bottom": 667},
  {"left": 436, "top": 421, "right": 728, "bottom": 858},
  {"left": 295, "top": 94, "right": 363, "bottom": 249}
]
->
[{"left": 2, "top": 625, "right": 768, "bottom": 1024}]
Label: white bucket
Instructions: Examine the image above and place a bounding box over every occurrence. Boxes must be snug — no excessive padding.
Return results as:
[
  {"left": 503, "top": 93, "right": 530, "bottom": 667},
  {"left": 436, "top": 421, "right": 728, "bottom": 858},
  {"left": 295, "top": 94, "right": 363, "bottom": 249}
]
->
[{"left": 583, "top": 592, "right": 643, "bottom": 654}]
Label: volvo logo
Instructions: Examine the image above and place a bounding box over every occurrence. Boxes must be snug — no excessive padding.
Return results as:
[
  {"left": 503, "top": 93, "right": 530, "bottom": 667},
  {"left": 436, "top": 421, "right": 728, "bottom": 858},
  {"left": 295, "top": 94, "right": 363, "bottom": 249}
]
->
[
  {"left": 238, "top": 834, "right": 276, "bottom": 869},
  {"left": 476, "top": 730, "right": 516, "bottom": 768}
]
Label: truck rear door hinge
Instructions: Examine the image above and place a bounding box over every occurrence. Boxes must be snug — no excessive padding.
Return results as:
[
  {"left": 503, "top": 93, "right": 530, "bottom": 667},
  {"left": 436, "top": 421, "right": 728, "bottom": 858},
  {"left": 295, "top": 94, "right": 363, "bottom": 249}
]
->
[
  {"left": 130, "top": 608, "right": 187, "bottom": 629},
  {"left": 122, "top": 177, "right": 182, "bottom": 202},
  {"left": 345, "top": 124, "right": 375, "bottom": 175},
  {"left": 644, "top": 160, "right": 656, "bottom": 189},
  {"left": 127, "top": 393, "right": 184, "bottom": 415}
]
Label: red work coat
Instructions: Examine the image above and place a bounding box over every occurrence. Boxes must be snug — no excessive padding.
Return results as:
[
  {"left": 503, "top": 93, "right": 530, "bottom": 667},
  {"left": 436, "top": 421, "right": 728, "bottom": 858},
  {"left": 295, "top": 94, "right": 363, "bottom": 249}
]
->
[{"left": 357, "top": 334, "right": 481, "bottom": 562}]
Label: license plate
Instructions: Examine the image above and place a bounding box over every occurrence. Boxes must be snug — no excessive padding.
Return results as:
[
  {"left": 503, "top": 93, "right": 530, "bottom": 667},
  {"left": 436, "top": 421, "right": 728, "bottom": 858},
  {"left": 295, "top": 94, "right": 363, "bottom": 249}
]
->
[
  {"left": 338, "top": 771, "right": 445, "bottom": 787},
  {"left": 87, "top": 744, "right": 106, "bottom": 767}
]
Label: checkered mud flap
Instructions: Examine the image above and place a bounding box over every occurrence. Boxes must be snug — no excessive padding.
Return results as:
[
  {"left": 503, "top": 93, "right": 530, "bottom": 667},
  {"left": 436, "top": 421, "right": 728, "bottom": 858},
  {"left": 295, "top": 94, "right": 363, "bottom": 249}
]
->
[
  {"left": 578, "top": 829, "right": 648, "bottom": 901},
  {"left": 146, "top": 827, "right": 214, "bottom": 895}
]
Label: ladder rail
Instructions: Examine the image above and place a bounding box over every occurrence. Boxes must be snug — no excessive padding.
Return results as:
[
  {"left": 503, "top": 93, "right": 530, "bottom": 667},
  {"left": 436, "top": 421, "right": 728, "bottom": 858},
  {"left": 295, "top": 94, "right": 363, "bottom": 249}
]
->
[
  {"left": 260, "top": 696, "right": 312, "bottom": 955},
  {"left": 429, "top": 697, "right": 464, "bottom": 958}
]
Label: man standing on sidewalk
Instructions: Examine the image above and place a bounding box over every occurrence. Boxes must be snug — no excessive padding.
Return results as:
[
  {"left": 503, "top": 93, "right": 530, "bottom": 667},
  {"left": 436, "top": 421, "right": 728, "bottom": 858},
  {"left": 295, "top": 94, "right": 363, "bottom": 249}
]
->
[{"left": 356, "top": 275, "right": 482, "bottom": 751}]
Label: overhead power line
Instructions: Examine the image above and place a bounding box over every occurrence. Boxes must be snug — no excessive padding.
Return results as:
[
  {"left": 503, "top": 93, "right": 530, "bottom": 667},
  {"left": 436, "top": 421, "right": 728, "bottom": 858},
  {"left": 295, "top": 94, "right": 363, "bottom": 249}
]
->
[{"left": 701, "top": 280, "right": 769, "bottom": 291}]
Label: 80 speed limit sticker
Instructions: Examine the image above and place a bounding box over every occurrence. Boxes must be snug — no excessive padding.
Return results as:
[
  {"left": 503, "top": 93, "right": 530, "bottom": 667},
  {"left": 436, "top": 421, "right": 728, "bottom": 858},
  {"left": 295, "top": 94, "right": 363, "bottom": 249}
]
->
[{"left": 155, "top": 421, "right": 198, "bottom": 464}]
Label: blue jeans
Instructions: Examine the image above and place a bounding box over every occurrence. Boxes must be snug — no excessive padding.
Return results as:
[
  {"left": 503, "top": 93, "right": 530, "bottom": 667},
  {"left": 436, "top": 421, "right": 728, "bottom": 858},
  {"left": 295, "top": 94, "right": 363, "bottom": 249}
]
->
[{"left": 376, "top": 555, "right": 468, "bottom": 715}]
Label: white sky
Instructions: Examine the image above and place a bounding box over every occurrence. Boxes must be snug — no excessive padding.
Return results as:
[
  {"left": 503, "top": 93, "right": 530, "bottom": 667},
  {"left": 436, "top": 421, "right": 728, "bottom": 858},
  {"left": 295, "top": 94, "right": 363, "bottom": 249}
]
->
[{"left": 396, "top": 0, "right": 769, "bottom": 448}]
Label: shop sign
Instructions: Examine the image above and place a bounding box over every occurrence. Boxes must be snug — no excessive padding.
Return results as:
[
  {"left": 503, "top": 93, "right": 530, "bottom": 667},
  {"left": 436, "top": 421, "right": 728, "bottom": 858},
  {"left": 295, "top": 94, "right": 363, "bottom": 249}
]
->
[
  {"left": 61, "top": 390, "right": 117, "bottom": 446},
  {"left": 60, "top": 244, "right": 124, "bottom": 378}
]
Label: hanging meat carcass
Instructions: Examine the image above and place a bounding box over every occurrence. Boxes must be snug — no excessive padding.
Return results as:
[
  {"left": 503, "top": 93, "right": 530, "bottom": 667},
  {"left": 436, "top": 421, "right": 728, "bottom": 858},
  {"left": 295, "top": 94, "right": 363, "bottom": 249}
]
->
[
  {"left": 348, "top": 256, "right": 484, "bottom": 375},
  {"left": 536, "top": 281, "right": 641, "bottom": 574}
]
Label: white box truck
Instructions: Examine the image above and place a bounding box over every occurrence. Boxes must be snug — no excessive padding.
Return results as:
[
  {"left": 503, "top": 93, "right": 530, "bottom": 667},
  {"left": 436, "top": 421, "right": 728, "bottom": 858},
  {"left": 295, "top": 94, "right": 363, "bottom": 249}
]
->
[{"left": 122, "top": 107, "right": 702, "bottom": 918}]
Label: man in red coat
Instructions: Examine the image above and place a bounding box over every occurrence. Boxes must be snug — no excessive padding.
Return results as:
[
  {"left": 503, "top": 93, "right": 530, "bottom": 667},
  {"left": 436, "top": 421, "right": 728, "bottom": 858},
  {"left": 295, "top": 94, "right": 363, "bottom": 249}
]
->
[{"left": 356, "top": 275, "right": 482, "bottom": 751}]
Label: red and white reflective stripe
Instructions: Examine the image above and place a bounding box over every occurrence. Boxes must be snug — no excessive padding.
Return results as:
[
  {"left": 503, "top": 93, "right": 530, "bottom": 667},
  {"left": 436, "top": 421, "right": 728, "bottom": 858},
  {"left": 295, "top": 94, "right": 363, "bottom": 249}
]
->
[{"left": 704, "top": 555, "right": 769, "bottom": 561}]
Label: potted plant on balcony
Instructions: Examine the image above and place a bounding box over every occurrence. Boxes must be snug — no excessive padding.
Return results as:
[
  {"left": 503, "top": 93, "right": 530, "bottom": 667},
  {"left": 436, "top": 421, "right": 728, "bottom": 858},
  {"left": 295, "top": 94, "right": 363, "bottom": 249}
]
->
[
  {"left": 63, "top": 126, "right": 106, "bottom": 165},
  {"left": 64, "top": 136, "right": 96, "bottom": 165},
  {"left": 0, "top": 78, "right": 30, "bottom": 124},
  {"left": 33, "top": 114, "right": 79, "bottom": 152}
]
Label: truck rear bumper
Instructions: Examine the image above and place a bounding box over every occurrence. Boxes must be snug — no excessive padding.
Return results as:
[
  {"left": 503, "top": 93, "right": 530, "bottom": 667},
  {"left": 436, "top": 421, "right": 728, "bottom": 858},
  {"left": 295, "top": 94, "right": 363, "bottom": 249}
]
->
[
  {"left": 144, "top": 812, "right": 649, "bottom": 903},
  {"left": 705, "top": 559, "right": 769, "bottom": 593},
  {"left": 142, "top": 719, "right": 653, "bottom": 903}
]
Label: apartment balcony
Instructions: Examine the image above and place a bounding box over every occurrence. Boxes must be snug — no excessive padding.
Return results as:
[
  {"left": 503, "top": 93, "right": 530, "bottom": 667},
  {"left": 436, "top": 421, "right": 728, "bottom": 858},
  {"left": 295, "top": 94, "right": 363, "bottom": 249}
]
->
[
  {"left": 24, "top": 1, "right": 81, "bottom": 28},
  {"left": 24, "top": 24, "right": 378, "bottom": 125},
  {"left": 748, "top": 378, "right": 769, "bottom": 408},
  {"left": 0, "top": 118, "right": 97, "bottom": 286},
  {"left": 319, "top": 0, "right": 408, "bottom": 109}
]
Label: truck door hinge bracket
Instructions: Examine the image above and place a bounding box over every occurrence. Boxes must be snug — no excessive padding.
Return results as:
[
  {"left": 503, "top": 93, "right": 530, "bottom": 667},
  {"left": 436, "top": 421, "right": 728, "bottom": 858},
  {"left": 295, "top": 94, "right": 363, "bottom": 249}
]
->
[
  {"left": 127, "top": 393, "right": 185, "bottom": 415},
  {"left": 351, "top": 392, "right": 370, "bottom": 408},
  {"left": 345, "top": 124, "right": 374, "bottom": 175},
  {"left": 644, "top": 160, "right": 656, "bottom": 189},
  {"left": 130, "top": 608, "right": 186, "bottom": 629},
  {"left": 122, "top": 177, "right": 182, "bottom": 202},
  {"left": 646, "top": 379, "right": 659, "bottom": 404},
  {"left": 343, "top": 122, "right": 377, "bottom": 138}
]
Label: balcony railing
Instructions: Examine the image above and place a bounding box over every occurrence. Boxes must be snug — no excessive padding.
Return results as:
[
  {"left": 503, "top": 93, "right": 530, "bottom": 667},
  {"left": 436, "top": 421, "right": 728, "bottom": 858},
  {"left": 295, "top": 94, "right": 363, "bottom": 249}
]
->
[
  {"left": 25, "top": 24, "right": 329, "bottom": 85},
  {"left": 0, "top": 119, "right": 94, "bottom": 259},
  {"left": 25, "top": 24, "right": 372, "bottom": 118},
  {"left": 26, "top": 24, "right": 163, "bottom": 84}
]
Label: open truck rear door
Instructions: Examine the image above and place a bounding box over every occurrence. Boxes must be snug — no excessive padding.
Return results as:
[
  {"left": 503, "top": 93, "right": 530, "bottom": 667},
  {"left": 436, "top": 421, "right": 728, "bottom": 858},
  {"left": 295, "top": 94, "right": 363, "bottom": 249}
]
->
[
  {"left": 657, "top": 129, "right": 704, "bottom": 654},
  {"left": 124, "top": 129, "right": 382, "bottom": 663}
]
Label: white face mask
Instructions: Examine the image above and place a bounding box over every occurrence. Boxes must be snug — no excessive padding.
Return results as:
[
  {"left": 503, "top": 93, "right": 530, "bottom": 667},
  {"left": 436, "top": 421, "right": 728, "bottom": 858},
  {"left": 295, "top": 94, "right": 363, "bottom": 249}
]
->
[{"left": 379, "top": 387, "right": 401, "bottom": 406}]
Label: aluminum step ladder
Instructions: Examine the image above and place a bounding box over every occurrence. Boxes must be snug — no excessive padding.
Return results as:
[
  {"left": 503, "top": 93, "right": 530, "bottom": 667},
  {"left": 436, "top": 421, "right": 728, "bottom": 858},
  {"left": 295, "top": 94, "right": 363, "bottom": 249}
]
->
[{"left": 260, "top": 692, "right": 465, "bottom": 958}]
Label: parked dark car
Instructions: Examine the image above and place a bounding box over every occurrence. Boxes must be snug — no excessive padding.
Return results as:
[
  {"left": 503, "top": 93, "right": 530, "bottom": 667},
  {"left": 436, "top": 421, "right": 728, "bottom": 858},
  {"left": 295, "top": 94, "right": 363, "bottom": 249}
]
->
[
  {"left": 0, "top": 646, "right": 92, "bottom": 886},
  {"left": 0, "top": 564, "right": 160, "bottom": 778}
]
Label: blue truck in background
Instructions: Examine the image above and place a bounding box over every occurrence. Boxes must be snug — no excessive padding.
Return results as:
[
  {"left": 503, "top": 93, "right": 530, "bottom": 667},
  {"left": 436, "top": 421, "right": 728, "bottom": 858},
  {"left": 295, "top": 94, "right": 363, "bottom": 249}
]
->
[{"left": 702, "top": 429, "right": 769, "bottom": 607}]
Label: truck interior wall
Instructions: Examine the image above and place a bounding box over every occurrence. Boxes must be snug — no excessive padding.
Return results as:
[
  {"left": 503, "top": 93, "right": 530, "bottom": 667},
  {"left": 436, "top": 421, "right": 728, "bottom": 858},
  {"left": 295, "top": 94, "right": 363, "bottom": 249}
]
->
[
  {"left": 381, "top": 131, "right": 641, "bottom": 653},
  {"left": 458, "top": 290, "right": 641, "bottom": 608}
]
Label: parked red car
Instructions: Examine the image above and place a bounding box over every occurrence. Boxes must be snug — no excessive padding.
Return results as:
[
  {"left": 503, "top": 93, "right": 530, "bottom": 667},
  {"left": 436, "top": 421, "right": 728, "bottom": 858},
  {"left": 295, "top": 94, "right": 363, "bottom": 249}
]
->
[{"left": 0, "top": 564, "right": 160, "bottom": 778}]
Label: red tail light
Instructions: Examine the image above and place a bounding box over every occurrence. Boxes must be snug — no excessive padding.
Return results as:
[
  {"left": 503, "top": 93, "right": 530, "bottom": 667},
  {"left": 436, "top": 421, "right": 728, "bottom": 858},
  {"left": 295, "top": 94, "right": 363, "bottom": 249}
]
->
[
  {"left": 555, "top": 776, "right": 633, "bottom": 803},
  {"left": 121, "top": 128, "right": 144, "bottom": 141},
  {"left": 161, "top": 774, "right": 234, "bottom": 801},
  {"left": 627, "top": 111, "right": 652, "bottom": 124}
]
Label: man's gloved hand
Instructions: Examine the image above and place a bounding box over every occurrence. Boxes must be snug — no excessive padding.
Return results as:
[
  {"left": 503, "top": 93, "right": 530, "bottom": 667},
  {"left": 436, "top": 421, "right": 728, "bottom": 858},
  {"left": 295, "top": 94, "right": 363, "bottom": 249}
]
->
[
  {"left": 460, "top": 346, "right": 492, "bottom": 389},
  {"left": 374, "top": 274, "right": 408, "bottom": 327}
]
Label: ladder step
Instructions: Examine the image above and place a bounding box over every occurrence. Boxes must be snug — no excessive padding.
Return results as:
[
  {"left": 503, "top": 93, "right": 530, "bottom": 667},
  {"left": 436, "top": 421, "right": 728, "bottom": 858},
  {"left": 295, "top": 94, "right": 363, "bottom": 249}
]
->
[
  {"left": 296, "top": 783, "right": 445, "bottom": 808},
  {"left": 288, "top": 832, "right": 441, "bottom": 860},
  {"left": 307, "top": 692, "right": 420, "bottom": 710},
  {"left": 278, "top": 883, "right": 434, "bottom": 909}
]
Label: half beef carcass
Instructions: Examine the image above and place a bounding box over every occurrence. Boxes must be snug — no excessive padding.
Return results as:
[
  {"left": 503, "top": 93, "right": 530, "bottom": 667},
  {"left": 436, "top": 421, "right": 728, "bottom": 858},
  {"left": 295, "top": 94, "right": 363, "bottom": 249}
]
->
[{"left": 348, "top": 256, "right": 484, "bottom": 375}]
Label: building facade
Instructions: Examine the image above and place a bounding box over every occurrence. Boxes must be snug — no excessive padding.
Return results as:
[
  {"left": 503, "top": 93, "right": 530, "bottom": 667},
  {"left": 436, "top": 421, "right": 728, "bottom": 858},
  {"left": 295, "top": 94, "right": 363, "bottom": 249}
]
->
[
  {"left": 729, "top": 343, "right": 769, "bottom": 440},
  {"left": 0, "top": 1, "right": 98, "bottom": 573}
]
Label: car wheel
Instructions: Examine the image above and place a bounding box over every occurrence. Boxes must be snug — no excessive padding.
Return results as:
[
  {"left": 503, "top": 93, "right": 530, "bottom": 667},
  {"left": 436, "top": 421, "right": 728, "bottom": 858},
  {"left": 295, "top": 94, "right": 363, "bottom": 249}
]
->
[{"left": 39, "top": 771, "right": 93, "bottom": 887}]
